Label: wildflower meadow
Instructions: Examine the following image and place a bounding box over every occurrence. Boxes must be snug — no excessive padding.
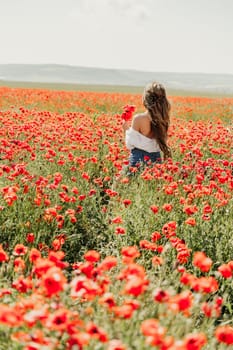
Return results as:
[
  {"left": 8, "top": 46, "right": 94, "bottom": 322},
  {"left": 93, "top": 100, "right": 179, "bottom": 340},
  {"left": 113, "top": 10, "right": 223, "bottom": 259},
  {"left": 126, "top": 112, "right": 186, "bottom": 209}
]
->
[{"left": 0, "top": 86, "right": 232, "bottom": 350}]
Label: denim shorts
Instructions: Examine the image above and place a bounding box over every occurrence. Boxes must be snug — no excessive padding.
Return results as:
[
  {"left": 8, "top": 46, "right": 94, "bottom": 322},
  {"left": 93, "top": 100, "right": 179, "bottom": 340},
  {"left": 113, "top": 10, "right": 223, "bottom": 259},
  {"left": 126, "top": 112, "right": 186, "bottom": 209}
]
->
[{"left": 129, "top": 148, "right": 162, "bottom": 167}]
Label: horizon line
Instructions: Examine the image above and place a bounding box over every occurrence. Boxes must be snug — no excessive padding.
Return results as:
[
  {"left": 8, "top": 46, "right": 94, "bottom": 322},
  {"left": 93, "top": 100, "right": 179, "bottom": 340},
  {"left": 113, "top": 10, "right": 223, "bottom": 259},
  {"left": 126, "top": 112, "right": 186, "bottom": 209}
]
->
[{"left": 0, "top": 62, "right": 233, "bottom": 76}]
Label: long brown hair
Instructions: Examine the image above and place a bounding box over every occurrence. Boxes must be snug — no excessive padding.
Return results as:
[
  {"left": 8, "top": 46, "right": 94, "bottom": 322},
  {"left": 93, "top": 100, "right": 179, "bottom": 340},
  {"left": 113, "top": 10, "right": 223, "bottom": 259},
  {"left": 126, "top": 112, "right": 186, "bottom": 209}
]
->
[{"left": 143, "top": 82, "right": 171, "bottom": 159}]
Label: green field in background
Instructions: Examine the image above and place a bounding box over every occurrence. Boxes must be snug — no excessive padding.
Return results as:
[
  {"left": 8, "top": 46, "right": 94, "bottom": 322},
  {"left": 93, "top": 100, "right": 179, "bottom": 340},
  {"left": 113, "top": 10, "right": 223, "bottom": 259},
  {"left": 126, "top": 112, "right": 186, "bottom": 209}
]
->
[{"left": 1, "top": 80, "right": 232, "bottom": 98}]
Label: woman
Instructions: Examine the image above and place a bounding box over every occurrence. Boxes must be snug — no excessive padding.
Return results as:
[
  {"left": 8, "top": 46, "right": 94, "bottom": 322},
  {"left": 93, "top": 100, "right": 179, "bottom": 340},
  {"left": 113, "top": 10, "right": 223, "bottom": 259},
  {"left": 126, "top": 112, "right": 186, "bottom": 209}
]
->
[{"left": 123, "top": 82, "right": 171, "bottom": 168}]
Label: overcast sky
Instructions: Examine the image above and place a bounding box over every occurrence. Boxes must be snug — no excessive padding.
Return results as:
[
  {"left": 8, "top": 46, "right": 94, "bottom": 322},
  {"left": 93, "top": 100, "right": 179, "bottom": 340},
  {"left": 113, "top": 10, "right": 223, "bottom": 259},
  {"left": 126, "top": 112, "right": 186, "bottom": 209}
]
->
[{"left": 0, "top": 0, "right": 233, "bottom": 74}]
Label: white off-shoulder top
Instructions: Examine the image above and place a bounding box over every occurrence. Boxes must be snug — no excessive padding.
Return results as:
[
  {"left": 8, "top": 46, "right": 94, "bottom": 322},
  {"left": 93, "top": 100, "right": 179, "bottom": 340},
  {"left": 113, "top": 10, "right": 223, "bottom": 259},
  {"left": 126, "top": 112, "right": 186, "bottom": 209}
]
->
[{"left": 125, "top": 127, "right": 160, "bottom": 153}]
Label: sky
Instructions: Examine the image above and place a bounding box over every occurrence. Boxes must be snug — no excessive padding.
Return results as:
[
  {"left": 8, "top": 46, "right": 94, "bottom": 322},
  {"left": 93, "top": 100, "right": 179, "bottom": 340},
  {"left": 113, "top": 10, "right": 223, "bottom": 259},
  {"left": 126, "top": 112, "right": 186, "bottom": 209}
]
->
[{"left": 0, "top": 0, "right": 233, "bottom": 74}]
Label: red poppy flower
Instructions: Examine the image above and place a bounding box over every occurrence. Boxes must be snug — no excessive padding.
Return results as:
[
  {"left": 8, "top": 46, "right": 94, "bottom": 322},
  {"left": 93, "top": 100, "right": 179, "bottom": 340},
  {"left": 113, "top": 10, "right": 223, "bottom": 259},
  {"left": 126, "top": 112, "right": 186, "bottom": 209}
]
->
[
  {"left": 150, "top": 205, "right": 159, "bottom": 214},
  {"left": 26, "top": 233, "right": 35, "bottom": 243},
  {"left": 122, "top": 199, "right": 132, "bottom": 207},
  {"left": 215, "top": 325, "right": 233, "bottom": 345},
  {"left": 41, "top": 266, "right": 67, "bottom": 296},
  {"left": 185, "top": 218, "right": 196, "bottom": 226},
  {"left": 107, "top": 339, "right": 126, "bottom": 350},
  {"left": 121, "top": 105, "right": 135, "bottom": 121},
  {"left": 218, "top": 263, "right": 232, "bottom": 278},
  {"left": 13, "top": 244, "right": 28, "bottom": 256},
  {"left": 0, "top": 245, "right": 9, "bottom": 262},
  {"left": 84, "top": 250, "right": 100, "bottom": 263},
  {"left": 115, "top": 226, "right": 126, "bottom": 235},
  {"left": 183, "top": 332, "right": 207, "bottom": 349},
  {"left": 121, "top": 246, "right": 140, "bottom": 263},
  {"left": 193, "top": 252, "right": 212, "bottom": 272}
]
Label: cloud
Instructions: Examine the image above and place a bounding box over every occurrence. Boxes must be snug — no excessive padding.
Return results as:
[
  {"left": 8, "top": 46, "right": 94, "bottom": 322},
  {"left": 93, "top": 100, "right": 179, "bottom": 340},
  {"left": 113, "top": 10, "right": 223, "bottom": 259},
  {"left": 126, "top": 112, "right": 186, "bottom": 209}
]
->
[
  {"left": 69, "top": 0, "right": 152, "bottom": 22},
  {"left": 108, "top": 0, "right": 151, "bottom": 20},
  {"left": 131, "top": 4, "right": 151, "bottom": 21}
]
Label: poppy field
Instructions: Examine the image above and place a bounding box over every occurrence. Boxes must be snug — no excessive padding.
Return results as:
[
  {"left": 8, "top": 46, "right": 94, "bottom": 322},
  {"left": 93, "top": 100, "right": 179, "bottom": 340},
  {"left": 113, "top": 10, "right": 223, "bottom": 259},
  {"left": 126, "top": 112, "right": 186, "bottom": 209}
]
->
[{"left": 0, "top": 86, "right": 233, "bottom": 349}]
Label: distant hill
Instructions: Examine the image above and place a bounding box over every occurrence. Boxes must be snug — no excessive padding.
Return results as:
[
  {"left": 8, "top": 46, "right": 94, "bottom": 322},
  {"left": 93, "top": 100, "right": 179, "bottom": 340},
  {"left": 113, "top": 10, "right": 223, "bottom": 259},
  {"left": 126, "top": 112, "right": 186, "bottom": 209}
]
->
[{"left": 0, "top": 64, "right": 233, "bottom": 95}]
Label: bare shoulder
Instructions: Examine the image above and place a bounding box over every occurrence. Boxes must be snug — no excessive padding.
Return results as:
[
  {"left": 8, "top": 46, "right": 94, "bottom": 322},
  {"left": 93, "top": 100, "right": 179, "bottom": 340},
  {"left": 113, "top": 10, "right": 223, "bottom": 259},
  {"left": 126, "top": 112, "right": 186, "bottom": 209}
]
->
[
  {"left": 132, "top": 111, "right": 155, "bottom": 137},
  {"left": 132, "top": 112, "right": 150, "bottom": 124},
  {"left": 132, "top": 112, "right": 151, "bottom": 133},
  {"left": 133, "top": 112, "right": 149, "bottom": 120}
]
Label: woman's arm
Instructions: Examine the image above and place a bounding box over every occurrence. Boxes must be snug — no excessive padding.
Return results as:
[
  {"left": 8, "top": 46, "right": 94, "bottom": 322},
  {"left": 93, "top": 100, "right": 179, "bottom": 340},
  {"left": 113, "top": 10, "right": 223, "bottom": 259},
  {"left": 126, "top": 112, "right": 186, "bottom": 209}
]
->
[
  {"left": 131, "top": 115, "right": 140, "bottom": 132},
  {"left": 122, "top": 120, "right": 131, "bottom": 134}
]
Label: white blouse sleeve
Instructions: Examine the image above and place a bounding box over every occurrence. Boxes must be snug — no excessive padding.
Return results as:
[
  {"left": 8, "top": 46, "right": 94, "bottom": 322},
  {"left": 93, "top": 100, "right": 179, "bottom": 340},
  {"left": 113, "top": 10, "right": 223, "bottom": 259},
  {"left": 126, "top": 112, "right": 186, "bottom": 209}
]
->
[
  {"left": 125, "top": 128, "right": 139, "bottom": 150},
  {"left": 125, "top": 127, "right": 160, "bottom": 153}
]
